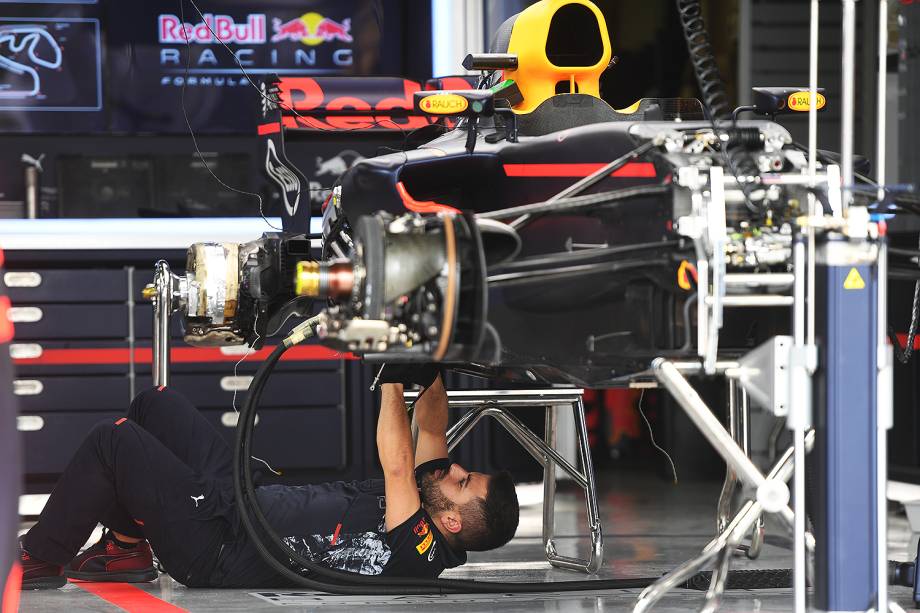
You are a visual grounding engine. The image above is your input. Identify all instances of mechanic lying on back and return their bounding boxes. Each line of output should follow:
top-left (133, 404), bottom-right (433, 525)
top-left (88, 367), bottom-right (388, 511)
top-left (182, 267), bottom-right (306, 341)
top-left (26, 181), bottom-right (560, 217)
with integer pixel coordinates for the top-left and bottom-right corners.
top-left (19, 366), bottom-right (519, 588)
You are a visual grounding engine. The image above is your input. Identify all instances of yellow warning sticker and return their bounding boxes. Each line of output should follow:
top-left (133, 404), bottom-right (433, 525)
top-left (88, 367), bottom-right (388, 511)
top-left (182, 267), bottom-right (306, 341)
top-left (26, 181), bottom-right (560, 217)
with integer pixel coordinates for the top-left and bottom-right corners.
top-left (843, 267), bottom-right (865, 290)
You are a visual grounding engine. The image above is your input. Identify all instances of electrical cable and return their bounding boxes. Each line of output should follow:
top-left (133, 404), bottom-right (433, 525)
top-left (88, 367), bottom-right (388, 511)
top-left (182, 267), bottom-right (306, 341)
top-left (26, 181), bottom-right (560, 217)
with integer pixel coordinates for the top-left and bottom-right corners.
top-left (637, 390), bottom-right (679, 485)
top-left (492, 240), bottom-right (684, 274)
top-left (177, 0), bottom-right (420, 228)
top-left (477, 185), bottom-right (671, 221)
top-left (505, 141), bottom-right (660, 229)
top-left (234, 328), bottom-right (799, 594)
top-left (228, 310), bottom-right (282, 477)
top-left (888, 233), bottom-right (920, 364)
top-left (177, 0), bottom-right (280, 231)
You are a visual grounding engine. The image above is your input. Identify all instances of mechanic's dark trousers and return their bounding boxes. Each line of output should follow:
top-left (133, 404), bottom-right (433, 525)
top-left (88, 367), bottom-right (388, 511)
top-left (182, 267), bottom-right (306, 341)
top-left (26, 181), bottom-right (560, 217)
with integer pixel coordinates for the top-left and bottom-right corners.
top-left (23, 387), bottom-right (236, 586)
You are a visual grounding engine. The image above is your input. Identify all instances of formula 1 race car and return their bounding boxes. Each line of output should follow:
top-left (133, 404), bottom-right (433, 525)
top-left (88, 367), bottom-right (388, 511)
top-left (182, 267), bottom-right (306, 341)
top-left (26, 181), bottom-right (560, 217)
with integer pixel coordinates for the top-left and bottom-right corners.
top-left (151, 0), bottom-right (892, 388)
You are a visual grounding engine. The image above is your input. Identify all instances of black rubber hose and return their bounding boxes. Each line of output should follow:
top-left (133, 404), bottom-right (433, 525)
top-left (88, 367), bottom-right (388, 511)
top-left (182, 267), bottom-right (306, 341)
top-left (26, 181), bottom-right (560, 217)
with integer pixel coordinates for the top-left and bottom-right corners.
top-left (235, 341), bottom-right (662, 593)
top-left (676, 0), bottom-right (761, 213)
top-left (676, 0), bottom-right (729, 121)
top-left (477, 185), bottom-right (671, 221)
top-left (234, 339), bottom-right (800, 594)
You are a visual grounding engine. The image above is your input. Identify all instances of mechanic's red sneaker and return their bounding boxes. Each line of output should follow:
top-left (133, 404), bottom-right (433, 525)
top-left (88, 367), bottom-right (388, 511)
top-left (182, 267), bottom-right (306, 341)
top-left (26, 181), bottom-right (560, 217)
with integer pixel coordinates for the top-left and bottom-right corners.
top-left (19, 539), bottom-right (66, 590)
top-left (65, 533), bottom-right (157, 583)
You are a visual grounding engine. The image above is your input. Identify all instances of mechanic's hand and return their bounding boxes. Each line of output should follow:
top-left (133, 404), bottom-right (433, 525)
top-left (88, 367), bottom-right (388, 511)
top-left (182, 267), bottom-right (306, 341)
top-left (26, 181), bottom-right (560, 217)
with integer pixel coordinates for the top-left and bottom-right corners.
top-left (376, 363), bottom-right (441, 389)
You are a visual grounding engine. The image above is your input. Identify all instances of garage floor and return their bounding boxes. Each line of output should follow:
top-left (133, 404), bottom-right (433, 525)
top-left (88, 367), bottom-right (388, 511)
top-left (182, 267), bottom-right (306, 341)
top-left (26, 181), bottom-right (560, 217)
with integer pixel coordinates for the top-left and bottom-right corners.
top-left (19, 470), bottom-right (919, 612)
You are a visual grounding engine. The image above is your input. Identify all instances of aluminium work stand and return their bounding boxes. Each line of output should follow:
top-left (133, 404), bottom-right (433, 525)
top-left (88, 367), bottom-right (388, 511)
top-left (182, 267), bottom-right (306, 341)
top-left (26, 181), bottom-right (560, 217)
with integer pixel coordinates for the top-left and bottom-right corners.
top-left (403, 388), bottom-right (603, 574)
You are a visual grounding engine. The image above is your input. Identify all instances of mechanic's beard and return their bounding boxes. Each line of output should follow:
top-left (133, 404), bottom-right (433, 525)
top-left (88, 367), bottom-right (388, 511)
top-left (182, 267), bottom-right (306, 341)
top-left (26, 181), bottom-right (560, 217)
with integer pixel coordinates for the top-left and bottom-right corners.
top-left (419, 473), bottom-right (453, 515)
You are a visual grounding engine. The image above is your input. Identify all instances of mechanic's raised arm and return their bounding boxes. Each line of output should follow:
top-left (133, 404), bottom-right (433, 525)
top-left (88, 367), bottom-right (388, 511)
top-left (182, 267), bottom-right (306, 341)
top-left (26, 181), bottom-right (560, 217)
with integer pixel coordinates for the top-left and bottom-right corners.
top-left (377, 382), bottom-right (421, 531)
top-left (413, 373), bottom-right (449, 467)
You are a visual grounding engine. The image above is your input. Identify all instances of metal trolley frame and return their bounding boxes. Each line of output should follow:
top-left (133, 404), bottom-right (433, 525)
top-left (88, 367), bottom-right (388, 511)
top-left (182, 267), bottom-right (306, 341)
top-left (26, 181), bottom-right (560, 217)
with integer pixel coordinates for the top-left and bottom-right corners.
top-left (404, 388), bottom-right (603, 574)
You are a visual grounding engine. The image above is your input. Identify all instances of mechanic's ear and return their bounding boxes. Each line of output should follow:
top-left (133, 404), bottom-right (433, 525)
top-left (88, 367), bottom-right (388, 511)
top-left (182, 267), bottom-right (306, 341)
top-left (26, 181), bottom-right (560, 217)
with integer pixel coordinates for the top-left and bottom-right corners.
top-left (438, 511), bottom-right (462, 535)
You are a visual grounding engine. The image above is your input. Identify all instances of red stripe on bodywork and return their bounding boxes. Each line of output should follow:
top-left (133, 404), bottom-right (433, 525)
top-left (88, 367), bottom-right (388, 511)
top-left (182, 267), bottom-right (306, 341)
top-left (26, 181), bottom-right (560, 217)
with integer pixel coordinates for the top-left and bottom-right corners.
top-left (396, 182), bottom-right (460, 215)
top-left (115, 418), bottom-right (127, 426)
top-left (502, 162), bottom-right (657, 178)
top-left (69, 580), bottom-right (188, 612)
top-left (257, 122), bottom-right (281, 136)
top-left (897, 333), bottom-right (920, 350)
top-left (13, 345), bottom-right (353, 365)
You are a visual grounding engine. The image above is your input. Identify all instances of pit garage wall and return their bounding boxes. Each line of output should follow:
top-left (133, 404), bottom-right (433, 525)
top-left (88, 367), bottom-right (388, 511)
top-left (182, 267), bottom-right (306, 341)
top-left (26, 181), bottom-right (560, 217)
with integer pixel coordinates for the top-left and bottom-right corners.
top-left (1, 232), bottom-right (364, 494)
top-left (741, 0), bottom-right (862, 155)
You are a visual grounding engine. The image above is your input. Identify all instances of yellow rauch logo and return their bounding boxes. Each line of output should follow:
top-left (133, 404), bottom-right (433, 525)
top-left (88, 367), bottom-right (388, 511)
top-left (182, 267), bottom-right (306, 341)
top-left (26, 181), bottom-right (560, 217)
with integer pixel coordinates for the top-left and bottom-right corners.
top-left (420, 94), bottom-right (469, 114)
top-left (788, 92), bottom-right (826, 112)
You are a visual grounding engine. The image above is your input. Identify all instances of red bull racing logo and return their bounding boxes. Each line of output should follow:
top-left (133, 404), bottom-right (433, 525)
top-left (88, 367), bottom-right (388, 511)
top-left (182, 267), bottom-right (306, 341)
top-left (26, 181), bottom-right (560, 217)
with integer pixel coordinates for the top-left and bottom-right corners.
top-left (272, 13), bottom-right (353, 46)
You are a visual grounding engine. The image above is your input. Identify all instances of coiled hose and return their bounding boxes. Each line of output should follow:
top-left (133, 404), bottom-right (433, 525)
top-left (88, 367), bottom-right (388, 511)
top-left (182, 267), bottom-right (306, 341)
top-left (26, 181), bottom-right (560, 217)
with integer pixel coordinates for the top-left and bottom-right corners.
top-left (233, 320), bottom-right (798, 594)
top-left (676, 0), bottom-right (762, 213)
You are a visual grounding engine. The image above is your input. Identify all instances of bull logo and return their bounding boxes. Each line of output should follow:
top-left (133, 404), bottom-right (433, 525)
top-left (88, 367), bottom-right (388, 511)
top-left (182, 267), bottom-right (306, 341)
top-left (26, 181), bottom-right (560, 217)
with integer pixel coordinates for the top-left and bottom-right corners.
top-left (315, 150), bottom-right (364, 177)
top-left (271, 13), bottom-right (352, 46)
top-left (265, 140), bottom-right (301, 217)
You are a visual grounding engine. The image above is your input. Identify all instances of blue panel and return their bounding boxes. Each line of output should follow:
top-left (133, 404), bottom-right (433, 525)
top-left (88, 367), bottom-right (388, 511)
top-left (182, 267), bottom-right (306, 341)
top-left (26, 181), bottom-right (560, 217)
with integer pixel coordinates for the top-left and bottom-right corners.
top-left (816, 262), bottom-right (879, 611)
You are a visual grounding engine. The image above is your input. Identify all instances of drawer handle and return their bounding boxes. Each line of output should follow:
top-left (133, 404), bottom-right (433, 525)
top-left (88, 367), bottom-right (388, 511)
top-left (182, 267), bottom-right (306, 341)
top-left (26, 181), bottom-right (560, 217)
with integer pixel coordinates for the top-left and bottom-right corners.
top-left (13, 380), bottom-right (43, 396)
top-left (220, 375), bottom-right (253, 392)
top-left (220, 346), bottom-right (252, 356)
top-left (7, 307), bottom-right (42, 323)
top-left (9, 343), bottom-right (42, 360)
top-left (4, 272), bottom-right (42, 288)
top-left (17, 416), bottom-right (44, 432)
top-left (221, 412), bottom-right (259, 428)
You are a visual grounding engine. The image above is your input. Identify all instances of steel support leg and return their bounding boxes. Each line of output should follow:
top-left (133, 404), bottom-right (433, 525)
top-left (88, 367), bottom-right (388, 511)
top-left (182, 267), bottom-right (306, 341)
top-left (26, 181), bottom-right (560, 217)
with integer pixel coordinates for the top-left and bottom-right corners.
top-left (542, 404), bottom-right (558, 563)
top-left (715, 378), bottom-right (739, 535)
top-left (152, 260), bottom-right (172, 387)
top-left (567, 396), bottom-right (603, 572)
top-left (440, 391), bottom-right (602, 573)
top-left (634, 431), bottom-right (813, 613)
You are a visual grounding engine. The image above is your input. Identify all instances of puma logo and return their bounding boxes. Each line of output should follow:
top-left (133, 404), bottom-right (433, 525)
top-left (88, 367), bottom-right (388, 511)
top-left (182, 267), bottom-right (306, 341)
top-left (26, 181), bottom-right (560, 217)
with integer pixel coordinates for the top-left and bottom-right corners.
top-left (427, 542), bottom-right (437, 562)
top-left (191, 495), bottom-right (204, 508)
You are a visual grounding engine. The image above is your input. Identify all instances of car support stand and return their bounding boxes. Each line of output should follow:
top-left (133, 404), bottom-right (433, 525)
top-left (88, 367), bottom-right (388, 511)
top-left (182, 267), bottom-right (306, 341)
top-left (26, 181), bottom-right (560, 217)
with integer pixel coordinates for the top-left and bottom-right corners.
top-left (403, 388), bottom-right (603, 573)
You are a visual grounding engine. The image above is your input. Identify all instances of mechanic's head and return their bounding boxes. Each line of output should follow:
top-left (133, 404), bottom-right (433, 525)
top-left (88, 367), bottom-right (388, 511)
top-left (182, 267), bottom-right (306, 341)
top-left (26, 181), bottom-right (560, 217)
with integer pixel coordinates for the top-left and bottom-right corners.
top-left (420, 463), bottom-right (519, 552)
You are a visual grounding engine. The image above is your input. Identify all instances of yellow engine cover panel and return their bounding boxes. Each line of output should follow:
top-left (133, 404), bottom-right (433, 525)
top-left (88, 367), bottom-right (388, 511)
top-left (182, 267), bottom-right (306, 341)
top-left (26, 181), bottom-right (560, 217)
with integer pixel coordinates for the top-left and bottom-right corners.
top-left (504, 0), bottom-right (612, 114)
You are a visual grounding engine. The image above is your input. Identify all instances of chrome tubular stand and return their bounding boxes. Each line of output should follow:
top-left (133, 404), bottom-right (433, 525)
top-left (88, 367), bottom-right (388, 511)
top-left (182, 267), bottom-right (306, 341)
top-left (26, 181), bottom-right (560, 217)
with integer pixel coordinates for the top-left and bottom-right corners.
top-left (404, 388), bottom-right (603, 573)
top-left (151, 260), bottom-right (173, 387)
top-left (144, 260), bottom-right (184, 388)
top-left (632, 358), bottom-right (814, 613)
top-left (715, 379), bottom-right (764, 560)
top-left (635, 431), bottom-right (814, 613)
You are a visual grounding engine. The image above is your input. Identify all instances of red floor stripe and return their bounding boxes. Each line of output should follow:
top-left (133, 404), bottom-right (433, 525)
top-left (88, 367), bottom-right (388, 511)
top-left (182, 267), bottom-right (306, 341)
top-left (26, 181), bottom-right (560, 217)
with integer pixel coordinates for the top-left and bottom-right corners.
top-left (1, 563), bottom-right (21, 613)
top-left (13, 345), bottom-right (354, 365)
top-left (70, 580), bottom-right (188, 613)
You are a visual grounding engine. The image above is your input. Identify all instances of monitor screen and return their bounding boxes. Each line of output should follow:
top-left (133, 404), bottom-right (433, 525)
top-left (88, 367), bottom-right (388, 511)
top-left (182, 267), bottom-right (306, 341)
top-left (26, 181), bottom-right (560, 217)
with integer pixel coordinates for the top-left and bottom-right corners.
top-left (0, 1), bottom-right (105, 132)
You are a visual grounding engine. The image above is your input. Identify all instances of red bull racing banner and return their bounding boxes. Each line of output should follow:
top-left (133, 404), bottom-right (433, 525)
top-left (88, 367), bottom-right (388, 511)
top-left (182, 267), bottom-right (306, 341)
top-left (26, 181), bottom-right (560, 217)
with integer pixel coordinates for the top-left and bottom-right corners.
top-left (105, 0), bottom-right (404, 133)
top-left (155, 8), bottom-right (355, 83)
